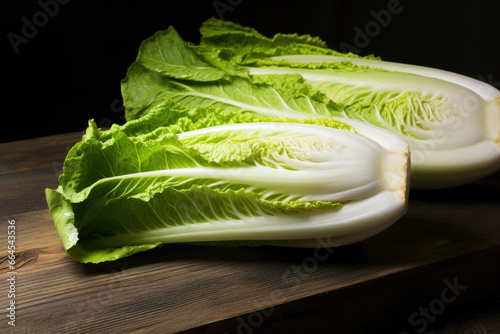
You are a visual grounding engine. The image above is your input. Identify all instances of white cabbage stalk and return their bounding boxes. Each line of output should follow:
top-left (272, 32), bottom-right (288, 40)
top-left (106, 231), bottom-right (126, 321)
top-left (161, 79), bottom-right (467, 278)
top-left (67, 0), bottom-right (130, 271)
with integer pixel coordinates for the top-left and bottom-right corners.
top-left (256, 56), bottom-right (500, 188)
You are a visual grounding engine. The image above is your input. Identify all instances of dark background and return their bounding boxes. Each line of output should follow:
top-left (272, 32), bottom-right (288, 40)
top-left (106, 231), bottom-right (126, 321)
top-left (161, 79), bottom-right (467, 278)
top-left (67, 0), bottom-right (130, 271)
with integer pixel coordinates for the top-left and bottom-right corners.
top-left (2, 0), bottom-right (499, 143)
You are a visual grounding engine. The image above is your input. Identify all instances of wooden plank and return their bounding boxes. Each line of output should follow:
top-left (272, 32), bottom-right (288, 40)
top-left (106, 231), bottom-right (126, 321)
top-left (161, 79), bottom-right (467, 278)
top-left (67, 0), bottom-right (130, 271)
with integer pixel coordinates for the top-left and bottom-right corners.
top-left (425, 297), bottom-right (500, 334)
top-left (1, 132), bottom-right (499, 333)
top-left (4, 207), bottom-right (499, 333)
top-left (0, 131), bottom-right (84, 175)
top-left (196, 246), bottom-right (500, 334)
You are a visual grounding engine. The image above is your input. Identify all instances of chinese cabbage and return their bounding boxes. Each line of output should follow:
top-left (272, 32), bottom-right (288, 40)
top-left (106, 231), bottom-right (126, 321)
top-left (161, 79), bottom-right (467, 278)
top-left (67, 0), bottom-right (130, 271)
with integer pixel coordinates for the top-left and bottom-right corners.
top-left (196, 19), bottom-right (500, 188)
top-left (46, 101), bottom-right (409, 263)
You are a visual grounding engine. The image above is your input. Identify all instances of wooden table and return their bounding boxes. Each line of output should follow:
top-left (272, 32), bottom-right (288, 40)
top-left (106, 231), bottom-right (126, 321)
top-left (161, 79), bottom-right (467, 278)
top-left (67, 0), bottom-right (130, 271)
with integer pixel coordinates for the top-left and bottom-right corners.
top-left (1, 132), bottom-right (499, 334)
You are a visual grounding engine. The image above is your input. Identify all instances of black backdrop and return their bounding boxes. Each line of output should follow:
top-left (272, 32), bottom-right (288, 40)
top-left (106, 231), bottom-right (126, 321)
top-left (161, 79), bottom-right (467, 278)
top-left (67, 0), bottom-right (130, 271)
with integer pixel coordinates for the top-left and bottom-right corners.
top-left (2, 0), bottom-right (499, 143)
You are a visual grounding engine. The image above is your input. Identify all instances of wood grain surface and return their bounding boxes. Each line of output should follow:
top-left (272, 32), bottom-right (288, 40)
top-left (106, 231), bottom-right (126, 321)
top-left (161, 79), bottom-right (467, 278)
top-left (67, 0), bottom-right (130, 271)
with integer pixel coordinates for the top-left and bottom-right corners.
top-left (1, 132), bottom-right (499, 334)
